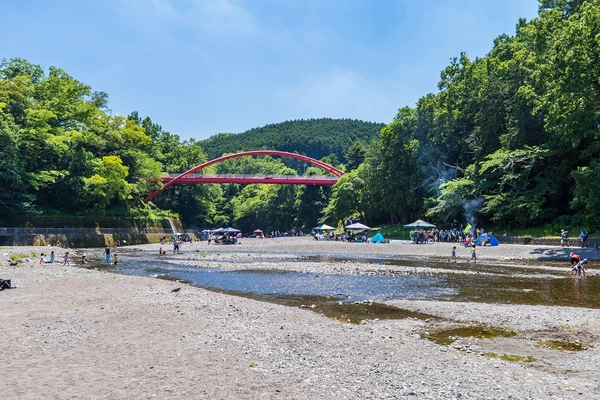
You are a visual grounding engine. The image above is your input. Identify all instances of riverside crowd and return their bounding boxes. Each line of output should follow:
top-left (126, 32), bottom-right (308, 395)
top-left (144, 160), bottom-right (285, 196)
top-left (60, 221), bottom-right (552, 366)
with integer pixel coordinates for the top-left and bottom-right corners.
top-left (409, 226), bottom-right (487, 244)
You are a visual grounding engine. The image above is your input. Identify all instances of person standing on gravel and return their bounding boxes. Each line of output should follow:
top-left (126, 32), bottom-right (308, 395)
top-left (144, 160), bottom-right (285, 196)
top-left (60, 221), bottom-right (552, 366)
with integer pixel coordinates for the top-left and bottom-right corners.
top-left (580, 230), bottom-right (589, 248)
top-left (561, 229), bottom-right (568, 247)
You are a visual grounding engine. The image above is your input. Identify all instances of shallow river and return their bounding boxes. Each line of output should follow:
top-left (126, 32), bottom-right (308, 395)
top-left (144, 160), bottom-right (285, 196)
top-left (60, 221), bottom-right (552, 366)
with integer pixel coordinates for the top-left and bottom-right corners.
top-left (86, 248), bottom-right (600, 320)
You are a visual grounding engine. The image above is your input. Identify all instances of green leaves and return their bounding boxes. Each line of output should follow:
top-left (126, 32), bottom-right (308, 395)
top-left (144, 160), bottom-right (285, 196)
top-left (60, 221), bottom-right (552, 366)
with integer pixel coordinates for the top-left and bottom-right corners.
top-left (26, 169), bottom-right (67, 190)
top-left (321, 170), bottom-right (365, 226)
top-left (83, 156), bottom-right (132, 209)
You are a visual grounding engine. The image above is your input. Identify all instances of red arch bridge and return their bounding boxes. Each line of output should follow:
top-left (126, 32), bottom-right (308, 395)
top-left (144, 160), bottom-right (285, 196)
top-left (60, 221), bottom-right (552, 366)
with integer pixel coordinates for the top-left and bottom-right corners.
top-left (144, 150), bottom-right (345, 202)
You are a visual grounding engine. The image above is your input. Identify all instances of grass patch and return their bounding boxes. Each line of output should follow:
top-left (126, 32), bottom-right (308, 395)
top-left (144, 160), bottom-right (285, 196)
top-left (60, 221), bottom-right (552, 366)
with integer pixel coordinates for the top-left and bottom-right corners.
top-left (422, 325), bottom-right (517, 346)
top-left (536, 339), bottom-right (591, 351)
top-left (376, 224), bottom-right (409, 240)
top-left (485, 353), bottom-right (536, 363)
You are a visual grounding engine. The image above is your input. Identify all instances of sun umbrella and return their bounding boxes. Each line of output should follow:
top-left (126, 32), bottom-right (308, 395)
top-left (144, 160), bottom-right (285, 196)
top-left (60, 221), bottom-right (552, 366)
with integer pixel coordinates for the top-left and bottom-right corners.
top-left (403, 219), bottom-right (436, 229)
top-left (314, 224), bottom-right (335, 231)
top-left (254, 229), bottom-right (263, 233)
top-left (345, 222), bottom-right (371, 231)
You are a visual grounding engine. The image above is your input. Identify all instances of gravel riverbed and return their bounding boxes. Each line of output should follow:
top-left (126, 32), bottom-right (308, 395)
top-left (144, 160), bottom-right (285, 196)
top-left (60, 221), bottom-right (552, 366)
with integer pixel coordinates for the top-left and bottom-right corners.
top-left (1, 238), bottom-right (599, 399)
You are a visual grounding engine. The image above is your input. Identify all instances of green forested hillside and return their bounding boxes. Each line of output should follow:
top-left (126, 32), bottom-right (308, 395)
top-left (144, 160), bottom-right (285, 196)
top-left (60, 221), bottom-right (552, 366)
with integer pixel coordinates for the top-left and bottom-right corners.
top-left (199, 118), bottom-right (385, 163)
top-left (0, 58), bottom-right (377, 230)
top-left (3, 0), bottom-right (600, 234)
top-left (324, 0), bottom-right (600, 233)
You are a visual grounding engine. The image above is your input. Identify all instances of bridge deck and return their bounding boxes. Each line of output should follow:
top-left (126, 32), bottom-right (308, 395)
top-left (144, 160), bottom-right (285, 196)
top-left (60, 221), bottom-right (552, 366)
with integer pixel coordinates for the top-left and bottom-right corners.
top-left (161, 174), bottom-right (339, 185)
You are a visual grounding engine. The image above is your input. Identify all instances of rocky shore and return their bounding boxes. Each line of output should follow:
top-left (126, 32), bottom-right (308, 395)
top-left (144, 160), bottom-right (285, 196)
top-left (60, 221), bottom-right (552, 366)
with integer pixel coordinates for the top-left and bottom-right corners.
top-left (1, 238), bottom-right (599, 399)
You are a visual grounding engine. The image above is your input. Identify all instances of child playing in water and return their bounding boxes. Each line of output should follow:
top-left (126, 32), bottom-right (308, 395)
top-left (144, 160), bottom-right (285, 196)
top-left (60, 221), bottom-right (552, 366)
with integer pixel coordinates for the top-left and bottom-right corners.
top-left (449, 246), bottom-right (457, 262)
top-left (572, 259), bottom-right (588, 277)
top-left (570, 252), bottom-right (581, 265)
top-left (467, 245), bottom-right (476, 263)
top-left (113, 254), bottom-right (118, 266)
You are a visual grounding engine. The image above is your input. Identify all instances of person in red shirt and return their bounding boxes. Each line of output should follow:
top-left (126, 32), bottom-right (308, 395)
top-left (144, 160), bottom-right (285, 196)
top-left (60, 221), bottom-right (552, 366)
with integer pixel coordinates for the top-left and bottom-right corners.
top-left (570, 252), bottom-right (581, 266)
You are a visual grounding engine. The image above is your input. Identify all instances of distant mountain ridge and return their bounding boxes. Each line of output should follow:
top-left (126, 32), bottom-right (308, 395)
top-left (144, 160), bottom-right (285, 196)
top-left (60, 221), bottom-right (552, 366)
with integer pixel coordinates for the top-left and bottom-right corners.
top-left (199, 118), bottom-right (386, 163)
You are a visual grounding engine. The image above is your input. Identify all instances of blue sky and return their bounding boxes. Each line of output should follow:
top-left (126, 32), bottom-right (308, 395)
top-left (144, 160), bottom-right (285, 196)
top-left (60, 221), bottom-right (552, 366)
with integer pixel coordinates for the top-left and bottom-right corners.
top-left (2, 0), bottom-right (539, 141)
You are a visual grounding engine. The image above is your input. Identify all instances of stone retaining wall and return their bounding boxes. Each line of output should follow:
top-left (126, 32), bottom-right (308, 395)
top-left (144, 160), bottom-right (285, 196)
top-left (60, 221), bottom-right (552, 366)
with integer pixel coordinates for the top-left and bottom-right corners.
top-left (5, 233), bottom-right (170, 248)
top-left (497, 236), bottom-right (597, 247)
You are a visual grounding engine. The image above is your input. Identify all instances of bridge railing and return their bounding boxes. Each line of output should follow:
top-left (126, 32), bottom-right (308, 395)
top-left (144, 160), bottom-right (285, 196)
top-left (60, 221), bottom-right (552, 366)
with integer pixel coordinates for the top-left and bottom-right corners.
top-left (163, 173), bottom-right (338, 180)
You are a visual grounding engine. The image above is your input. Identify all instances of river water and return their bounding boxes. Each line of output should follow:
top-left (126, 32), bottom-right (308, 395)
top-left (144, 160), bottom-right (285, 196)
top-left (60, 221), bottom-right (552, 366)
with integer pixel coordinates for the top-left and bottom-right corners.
top-left (87, 248), bottom-right (600, 315)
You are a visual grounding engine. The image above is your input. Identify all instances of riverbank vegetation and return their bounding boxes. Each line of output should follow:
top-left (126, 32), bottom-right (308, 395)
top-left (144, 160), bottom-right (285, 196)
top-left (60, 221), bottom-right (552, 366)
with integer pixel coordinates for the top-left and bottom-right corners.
top-left (2, 1), bottom-right (599, 234)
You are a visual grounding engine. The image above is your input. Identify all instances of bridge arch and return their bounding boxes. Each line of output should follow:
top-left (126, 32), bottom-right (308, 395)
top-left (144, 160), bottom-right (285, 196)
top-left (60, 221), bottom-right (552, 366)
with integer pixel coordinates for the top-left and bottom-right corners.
top-left (145, 150), bottom-right (344, 202)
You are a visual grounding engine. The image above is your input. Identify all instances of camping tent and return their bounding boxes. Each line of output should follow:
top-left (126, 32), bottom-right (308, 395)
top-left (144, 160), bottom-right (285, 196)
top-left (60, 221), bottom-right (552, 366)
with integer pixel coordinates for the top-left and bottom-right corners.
top-left (221, 227), bottom-right (241, 233)
top-left (345, 222), bottom-right (371, 231)
top-left (371, 232), bottom-right (385, 243)
top-left (314, 224), bottom-right (335, 231)
top-left (403, 219), bottom-right (436, 229)
top-left (474, 233), bottom-right (499, 246)
top-left (402, 219), bottom-right (436, 241)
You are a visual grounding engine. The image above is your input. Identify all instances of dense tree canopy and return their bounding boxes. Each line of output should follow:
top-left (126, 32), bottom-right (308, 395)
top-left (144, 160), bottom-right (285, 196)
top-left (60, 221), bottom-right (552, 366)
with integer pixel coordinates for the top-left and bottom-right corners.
top-left (3, 0), bottom-right (600, 234)
top-left (198, 118), bottom-right (385, 164)
top-left (348, 0), bottom-right (600, 232)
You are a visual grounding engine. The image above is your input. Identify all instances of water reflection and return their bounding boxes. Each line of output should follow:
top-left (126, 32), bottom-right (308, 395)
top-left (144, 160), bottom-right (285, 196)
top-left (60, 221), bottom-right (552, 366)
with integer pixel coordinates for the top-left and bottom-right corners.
top-left (86, 251), bottom-right (600, 309)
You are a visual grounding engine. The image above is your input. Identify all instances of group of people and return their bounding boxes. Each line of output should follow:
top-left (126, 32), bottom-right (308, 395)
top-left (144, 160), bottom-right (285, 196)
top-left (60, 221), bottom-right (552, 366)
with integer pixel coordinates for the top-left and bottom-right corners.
top-left (312, 230), bottom-right (335, 240)
top-left (208, 234), bottom-right (236, 245)
top-left (39, 251), bottom-right (70, 265)
top-left (410, 227), bottom-right (487, 244)
top-left (311, 231), bottom-right (369, 242)
top-left (104, 245), bottom-right (118, 265)
top-left (448, 245), bottom-right (478, 263)
top-left (561, 229), bottom-right (593, 248)
top-left (569, 252), bottom-right (588, 277)
top-left (449, 246), bottom-right (590, 275)
top-left (342, 232), bottom-right (369, 243)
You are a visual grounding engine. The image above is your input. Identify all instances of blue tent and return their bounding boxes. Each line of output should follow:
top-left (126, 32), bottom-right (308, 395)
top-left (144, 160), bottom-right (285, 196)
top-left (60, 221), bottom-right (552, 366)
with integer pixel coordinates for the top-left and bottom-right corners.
top-left (371, 232), bottom-right (385, 244)
top-left (475, 233), bottom-right (499, 246)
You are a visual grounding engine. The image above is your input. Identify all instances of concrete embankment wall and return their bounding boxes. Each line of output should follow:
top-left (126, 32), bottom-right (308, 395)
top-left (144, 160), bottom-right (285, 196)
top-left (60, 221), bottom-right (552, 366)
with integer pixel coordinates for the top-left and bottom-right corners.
top-left (4, 233), bottom-right (168, 248)
top-left (499, 236), bottom-right (598, 247)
